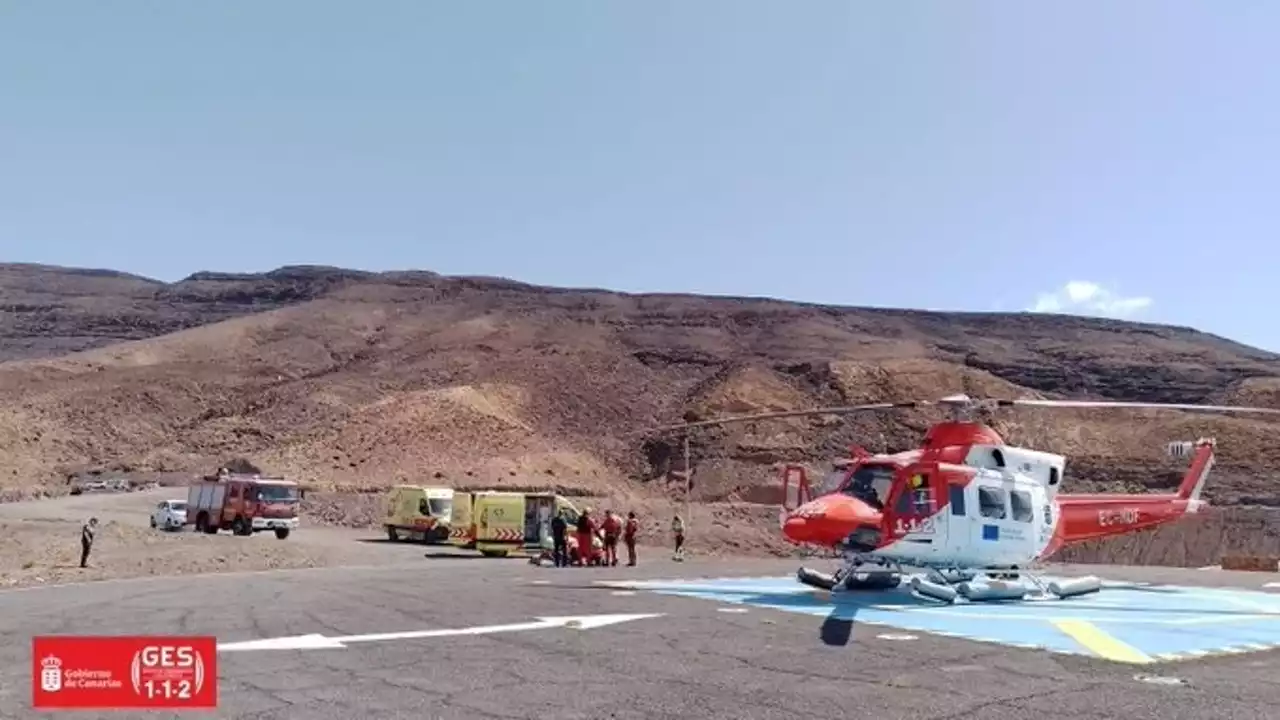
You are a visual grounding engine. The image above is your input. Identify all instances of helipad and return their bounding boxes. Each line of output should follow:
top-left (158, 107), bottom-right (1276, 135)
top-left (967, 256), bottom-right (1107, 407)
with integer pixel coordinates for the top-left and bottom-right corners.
top-left (607, 574), bottom-right (1280, 664)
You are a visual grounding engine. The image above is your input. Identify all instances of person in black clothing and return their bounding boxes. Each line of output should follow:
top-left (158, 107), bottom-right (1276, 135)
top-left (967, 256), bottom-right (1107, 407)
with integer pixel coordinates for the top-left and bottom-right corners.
top-left (550, 512), bottom-right (568, 568)
top-left (80, 517), bottom-right (98, 569)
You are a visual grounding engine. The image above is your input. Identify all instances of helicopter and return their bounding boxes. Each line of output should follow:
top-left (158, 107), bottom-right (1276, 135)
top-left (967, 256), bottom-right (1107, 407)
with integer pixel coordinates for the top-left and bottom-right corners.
top-left (650, 393), bottom-right (1280, 604)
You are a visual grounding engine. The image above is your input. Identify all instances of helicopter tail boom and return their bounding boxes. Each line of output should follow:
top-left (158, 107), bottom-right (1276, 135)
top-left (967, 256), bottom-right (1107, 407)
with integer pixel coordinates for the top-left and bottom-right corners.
top-left (1047, 437), bottom-right (1218, 551)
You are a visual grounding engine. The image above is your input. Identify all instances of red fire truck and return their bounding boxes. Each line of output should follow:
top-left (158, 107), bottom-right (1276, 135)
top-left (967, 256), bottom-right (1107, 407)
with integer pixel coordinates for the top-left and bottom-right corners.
top-left (186, 470), bottom-right (301, 539)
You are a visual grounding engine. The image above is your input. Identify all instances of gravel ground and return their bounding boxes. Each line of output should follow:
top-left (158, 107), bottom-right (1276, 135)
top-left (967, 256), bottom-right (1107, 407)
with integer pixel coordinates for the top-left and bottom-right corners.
top-left (0, 488), bottom-right (450, 589)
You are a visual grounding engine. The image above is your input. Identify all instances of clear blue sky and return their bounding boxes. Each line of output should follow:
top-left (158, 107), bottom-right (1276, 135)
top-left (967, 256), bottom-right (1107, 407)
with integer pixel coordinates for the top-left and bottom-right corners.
top-left (2, 2), bottom-right (1277, 350)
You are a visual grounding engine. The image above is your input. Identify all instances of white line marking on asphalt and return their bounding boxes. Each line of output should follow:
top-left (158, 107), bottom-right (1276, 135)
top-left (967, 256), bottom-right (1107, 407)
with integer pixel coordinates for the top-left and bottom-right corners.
top-left (218, 613), bottom-right (663, 652)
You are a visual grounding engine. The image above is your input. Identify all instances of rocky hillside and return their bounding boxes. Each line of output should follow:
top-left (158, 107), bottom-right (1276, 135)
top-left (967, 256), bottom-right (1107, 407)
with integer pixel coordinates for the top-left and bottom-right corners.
top-left (3, 262), bottom-right (1280, 562)
top-left (0, 263), bottom-right (375, 362)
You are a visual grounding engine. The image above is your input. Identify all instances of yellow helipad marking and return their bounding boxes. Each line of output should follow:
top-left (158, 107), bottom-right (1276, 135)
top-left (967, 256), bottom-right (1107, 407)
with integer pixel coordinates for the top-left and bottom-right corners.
top-left (1052, 619), bottom-right (1154, 664)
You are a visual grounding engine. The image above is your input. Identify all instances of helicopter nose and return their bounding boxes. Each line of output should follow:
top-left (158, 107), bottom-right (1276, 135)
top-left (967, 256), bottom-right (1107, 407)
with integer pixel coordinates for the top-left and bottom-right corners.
top-left (782, 496), bottom-right (884, 547)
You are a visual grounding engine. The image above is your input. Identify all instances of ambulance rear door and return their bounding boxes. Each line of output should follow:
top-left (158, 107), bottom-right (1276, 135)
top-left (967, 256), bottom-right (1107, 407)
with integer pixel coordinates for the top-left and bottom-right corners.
top-left (449, 491), bottom-right (474, 547)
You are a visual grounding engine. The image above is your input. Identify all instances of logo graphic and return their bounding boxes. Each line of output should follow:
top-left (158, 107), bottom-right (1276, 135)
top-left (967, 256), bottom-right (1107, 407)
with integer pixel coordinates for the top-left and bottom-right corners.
top-left (40, 656), bottom-right (62, 693)
top-left (129, 644), bottom-right (207, 701)
top-left (31, 636), bottom-right (217, 710)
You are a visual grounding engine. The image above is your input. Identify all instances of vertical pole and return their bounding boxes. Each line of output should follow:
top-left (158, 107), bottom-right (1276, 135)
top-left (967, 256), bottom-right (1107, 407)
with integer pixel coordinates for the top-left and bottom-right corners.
top-left (683, 434), bottom-right (692, 546)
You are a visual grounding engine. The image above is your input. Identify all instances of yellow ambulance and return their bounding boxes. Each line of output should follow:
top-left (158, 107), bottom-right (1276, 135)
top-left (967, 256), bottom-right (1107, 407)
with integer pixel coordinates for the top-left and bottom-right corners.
top-left (471, 491), bottom-right (580, 558)
top-left (382, 485), bottom-right (454, 543)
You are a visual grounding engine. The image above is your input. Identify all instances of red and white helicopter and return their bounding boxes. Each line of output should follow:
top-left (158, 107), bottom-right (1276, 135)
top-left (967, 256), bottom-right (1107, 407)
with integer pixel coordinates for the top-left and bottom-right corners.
top-left (654, 394), bottom-right (1280, 604)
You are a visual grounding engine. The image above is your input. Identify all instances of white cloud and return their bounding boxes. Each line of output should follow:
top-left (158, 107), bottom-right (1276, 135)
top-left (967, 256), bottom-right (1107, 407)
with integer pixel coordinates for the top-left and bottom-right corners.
top-left (1029, 281), bottom-right (1153, 318)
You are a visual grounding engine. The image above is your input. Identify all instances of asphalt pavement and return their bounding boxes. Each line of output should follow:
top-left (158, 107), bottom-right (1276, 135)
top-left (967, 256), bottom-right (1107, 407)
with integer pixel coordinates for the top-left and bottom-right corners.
top-left (3, 555), bottom-right (1280, 720)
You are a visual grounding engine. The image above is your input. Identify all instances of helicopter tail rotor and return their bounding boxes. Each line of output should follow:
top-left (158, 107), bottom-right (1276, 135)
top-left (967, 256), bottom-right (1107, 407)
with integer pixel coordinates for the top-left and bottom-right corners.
top-left (1166, 438), bottom-right (1216, 459)
top-left (1164, 437), bottom-right (1217, 507)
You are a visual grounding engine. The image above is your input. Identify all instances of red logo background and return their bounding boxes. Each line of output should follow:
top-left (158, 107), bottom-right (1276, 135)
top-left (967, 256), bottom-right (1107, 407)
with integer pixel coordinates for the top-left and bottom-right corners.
top-left (31, 636), bottom-right (218, 710)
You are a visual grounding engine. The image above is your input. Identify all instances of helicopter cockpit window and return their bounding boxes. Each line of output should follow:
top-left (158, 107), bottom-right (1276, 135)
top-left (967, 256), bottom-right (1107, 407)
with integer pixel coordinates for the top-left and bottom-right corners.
top-left (843, 465), bottom-right (895, 510)
top-left (818, 469), bottom-right (847, 496)
top-left (978, 487), bottom-right (1007, 520)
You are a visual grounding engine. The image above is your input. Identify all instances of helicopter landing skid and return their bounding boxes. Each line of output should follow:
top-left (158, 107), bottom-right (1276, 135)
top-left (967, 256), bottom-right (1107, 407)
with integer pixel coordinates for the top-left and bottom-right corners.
top-left (909, 567), bottom-right (1105, 604)
top-left (795, 559), bottom-right (1104, 604)
top-left (796, 555), bottom-right (903, 592)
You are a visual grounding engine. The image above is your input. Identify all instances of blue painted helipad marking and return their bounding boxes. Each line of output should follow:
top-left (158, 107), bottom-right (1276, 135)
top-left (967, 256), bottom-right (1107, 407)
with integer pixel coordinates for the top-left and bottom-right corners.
top-left (610, 575), bottom-right (1280, 663)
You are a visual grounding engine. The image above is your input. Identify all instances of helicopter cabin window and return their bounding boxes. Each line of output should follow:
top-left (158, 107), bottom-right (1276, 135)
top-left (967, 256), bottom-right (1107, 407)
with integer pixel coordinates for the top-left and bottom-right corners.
top-left (894, 473), bottom-right (934, 515)
top-left (949, 484), bottom-right (966, 516)
top-left (991, 449), bottom-right (1006, 468)
top-left (843, 465), bottom-right (896, 510)
top-left (1009, 490), bottom-right (1034, 523)
top-left (1048, 467), bottom-right (1060, 487)
top-left (978, 487), bottom-right (1007, 520)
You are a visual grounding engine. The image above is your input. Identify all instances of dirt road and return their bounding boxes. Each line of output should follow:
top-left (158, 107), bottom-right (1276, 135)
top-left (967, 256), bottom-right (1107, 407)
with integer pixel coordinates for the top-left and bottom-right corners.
top-left (0, 488), bottom-right (452, 589)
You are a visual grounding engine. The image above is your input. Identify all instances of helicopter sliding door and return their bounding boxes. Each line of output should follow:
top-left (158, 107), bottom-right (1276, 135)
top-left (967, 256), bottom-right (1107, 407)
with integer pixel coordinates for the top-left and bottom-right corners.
top-left (943, 482), bottom-right (975, 563)
top-left (968, 481), bottom-right (1041, 565)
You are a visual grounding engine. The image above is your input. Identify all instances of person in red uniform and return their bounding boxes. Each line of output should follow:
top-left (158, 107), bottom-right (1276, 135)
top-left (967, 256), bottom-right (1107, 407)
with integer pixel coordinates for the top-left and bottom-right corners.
top-left (623, 511), bottom-right (639, 566)
top-left (575, 509), bottom-right (596, 567)
top-left (601, 510), bottom-right (622, 566)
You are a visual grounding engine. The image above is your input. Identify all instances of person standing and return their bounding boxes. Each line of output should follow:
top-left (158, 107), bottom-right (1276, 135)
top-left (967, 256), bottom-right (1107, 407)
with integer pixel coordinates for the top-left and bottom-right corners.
top-left (601, 510), bottom-right (621, 567)
top-left (550, 512), bottom-right (568, 568)
top-left (80, 517), bottom-right (98, 569)
top-left (671, 514), bottom-right (686, 561)
top-left (575, 510), bottom-right (596, 567)
top-left (623, 511), bottom-right (639, 567)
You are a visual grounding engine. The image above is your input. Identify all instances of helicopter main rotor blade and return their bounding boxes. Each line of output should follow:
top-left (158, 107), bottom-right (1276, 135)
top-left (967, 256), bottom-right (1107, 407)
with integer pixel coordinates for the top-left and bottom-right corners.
top-left (998, 398), bottom-right (1280, 416)
top-left (648, 401), bottom-right (931, 434)
top-left (645, 394), bottom-right (1280, 437)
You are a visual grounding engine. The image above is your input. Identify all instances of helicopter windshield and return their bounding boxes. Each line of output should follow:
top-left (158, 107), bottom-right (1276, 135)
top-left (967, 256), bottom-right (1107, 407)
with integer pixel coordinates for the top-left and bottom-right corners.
top-left (842, 464), bottom-right (895, 510)
top-left (817, 469), bottom-right (848, 495)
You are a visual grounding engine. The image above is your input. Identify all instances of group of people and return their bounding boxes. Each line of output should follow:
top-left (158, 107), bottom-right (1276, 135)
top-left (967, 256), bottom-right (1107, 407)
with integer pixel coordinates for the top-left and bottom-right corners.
top-left (80, 504), bottom-right (691, 572)
top-left (543, 509), bottom-right (687, 568)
